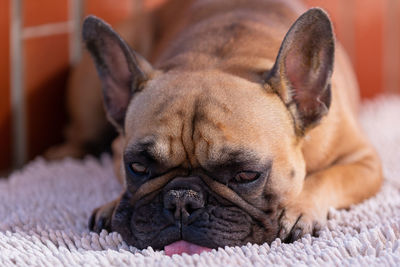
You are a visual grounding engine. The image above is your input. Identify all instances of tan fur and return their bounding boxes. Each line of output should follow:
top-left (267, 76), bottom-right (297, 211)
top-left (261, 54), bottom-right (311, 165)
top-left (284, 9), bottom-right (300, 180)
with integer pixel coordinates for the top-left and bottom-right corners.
top-left (50, 0), bottom-right (382, 241)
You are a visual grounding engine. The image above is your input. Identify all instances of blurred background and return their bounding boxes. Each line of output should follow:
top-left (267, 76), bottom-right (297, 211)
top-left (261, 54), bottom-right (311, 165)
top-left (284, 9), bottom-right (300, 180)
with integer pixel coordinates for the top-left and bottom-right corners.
top-left (0, 0), bottom-right (399, 174)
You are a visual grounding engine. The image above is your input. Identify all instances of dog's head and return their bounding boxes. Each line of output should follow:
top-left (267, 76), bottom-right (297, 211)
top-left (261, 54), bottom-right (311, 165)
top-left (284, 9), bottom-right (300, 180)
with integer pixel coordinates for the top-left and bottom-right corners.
top-left (83, 8), bottom-right (334, 250)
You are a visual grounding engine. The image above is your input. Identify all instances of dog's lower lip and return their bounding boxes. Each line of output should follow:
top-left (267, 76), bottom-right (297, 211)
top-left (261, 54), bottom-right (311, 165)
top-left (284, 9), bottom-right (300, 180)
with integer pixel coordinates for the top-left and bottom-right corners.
top-left (164, 240), bottom-right (212, 256)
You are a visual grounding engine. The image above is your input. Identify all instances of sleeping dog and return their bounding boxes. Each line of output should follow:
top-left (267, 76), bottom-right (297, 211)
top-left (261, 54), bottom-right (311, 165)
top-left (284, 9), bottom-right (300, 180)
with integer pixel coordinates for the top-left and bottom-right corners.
top-left (47, 0), bottom-right (382, 255)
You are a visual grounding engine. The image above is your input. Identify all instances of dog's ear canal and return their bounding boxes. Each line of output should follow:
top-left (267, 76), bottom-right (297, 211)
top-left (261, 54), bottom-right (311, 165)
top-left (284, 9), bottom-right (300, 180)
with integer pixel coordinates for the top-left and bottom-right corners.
top-left (265, 8), bottom-right (334, 135)
top-left (82, 15), bottom-right (153, 130)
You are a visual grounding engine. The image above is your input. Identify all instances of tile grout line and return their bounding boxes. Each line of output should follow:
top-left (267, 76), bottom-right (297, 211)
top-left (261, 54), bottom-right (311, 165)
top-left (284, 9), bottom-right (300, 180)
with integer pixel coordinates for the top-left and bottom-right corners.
top-left (22, 21), bottom-right (74, 40)
top-left (10, 0), bottom-right (26, 169)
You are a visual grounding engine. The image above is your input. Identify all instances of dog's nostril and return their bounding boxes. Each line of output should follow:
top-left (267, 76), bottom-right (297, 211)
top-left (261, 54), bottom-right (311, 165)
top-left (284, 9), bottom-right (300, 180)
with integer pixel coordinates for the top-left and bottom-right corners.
top-left (185, 202), bottom-right (196, 214)
top-left (163, 189), bottom-right (204, 221)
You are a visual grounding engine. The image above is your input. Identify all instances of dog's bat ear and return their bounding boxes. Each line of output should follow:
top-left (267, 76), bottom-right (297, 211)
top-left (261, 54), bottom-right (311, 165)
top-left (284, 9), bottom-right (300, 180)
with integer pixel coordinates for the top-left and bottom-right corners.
top-left (82, 15), bottom-right (153, 130)
top-left (266, 8), bottom-right (334, 135)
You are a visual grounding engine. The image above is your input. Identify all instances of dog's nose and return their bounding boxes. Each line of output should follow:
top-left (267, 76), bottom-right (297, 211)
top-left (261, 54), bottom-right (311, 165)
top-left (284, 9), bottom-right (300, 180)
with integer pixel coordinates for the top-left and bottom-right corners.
top-left (163, 189), bottom-right (204, 222)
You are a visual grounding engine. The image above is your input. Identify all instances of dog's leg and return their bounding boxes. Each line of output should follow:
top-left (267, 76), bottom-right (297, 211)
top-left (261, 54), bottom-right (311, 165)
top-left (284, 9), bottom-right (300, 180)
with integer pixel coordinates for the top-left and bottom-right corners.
top-left (278, 141), bottom-right (383, 242)
top-left (88, 135), bottom-right (126, 233)
top-left (89, 196), bottom-right (121, 233)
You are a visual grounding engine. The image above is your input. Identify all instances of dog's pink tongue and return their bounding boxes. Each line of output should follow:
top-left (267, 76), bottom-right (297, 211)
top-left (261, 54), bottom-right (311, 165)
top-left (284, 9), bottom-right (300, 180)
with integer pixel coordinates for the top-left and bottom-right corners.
top-left (164, 240), bottom-right (212, 256)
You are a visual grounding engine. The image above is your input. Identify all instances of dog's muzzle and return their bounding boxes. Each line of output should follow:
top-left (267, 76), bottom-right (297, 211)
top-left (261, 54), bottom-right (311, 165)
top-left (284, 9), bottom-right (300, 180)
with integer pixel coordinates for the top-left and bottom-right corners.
top-left (111, 174), bottom-right (279, 251)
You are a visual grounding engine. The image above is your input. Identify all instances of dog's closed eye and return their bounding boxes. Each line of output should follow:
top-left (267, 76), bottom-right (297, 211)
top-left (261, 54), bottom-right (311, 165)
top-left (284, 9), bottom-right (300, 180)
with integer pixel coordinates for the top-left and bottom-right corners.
top-left (129, 162), bottom-right (149, 176)
top-left (233, 171), bottom-right (260, 183)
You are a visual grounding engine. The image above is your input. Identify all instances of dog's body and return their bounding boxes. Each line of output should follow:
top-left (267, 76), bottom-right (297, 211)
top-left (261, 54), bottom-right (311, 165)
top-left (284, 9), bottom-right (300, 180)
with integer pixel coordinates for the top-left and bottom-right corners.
top-left (47, 0), bottom-right (382, 253)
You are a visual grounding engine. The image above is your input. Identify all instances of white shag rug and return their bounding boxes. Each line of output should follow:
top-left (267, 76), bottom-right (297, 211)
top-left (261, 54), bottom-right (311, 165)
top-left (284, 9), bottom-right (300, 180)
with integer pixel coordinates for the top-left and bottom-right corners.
top-left (1, 96), bottom-right (400, 266)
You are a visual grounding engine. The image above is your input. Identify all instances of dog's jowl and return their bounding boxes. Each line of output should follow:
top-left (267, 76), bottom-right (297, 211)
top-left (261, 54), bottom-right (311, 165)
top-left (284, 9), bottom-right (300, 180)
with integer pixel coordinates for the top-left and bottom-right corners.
top-left (78, 0), bottom-right (382, 255)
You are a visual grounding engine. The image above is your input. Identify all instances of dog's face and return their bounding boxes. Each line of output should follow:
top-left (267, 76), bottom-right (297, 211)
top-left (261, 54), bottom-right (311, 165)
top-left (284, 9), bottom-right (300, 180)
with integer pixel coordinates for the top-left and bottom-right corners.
top-left (83, 8), bottom-right (334, 250)
top-left (114, 71), bottom-right (304, 249)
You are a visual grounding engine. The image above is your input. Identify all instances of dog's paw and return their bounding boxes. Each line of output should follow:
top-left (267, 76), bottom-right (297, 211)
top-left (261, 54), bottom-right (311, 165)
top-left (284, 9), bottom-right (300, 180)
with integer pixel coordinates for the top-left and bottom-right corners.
top-left (277, 198), bottom-right (326, 242)
top-left (88, 200), bottom-right (118, 233)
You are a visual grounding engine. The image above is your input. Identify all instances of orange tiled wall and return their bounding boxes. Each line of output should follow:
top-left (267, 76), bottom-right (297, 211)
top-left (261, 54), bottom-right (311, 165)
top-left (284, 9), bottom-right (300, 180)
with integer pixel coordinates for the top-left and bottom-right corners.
top-left (1, 0), bottom-right (138, 173)
top-left (0, 0), bottom-right (11, 171)
top-left (24, 0), bottom-right (70, 162)
top-left (306, 0), bottom-right (400, 98)
top-left (1, 0), bottom-right (399, 172)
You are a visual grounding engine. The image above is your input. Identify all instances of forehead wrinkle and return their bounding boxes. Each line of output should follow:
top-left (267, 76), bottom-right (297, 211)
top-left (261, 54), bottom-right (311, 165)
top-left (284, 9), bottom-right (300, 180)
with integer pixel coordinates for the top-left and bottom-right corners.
top-left (201, 96), bottom-right (232, 114)
top-left (192, 96), bottom-right (233, 135)
top-left (153, 97), bottom-right (176, 117)
top-left (191, 95), bottom-right (240, 168)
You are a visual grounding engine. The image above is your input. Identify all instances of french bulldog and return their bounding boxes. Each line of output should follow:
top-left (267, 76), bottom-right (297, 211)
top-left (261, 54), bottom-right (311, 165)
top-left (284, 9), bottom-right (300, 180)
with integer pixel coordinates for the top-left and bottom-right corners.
top-left (51, 0), bottom-right (383, 255)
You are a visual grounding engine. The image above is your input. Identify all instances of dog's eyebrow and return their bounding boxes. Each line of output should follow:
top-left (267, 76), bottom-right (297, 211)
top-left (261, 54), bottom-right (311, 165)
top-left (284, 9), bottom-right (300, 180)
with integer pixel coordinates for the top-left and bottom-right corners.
top-left (209, 147), bottom-right (261, 169)
top-left (124, 139), bottom-right (158, 163)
